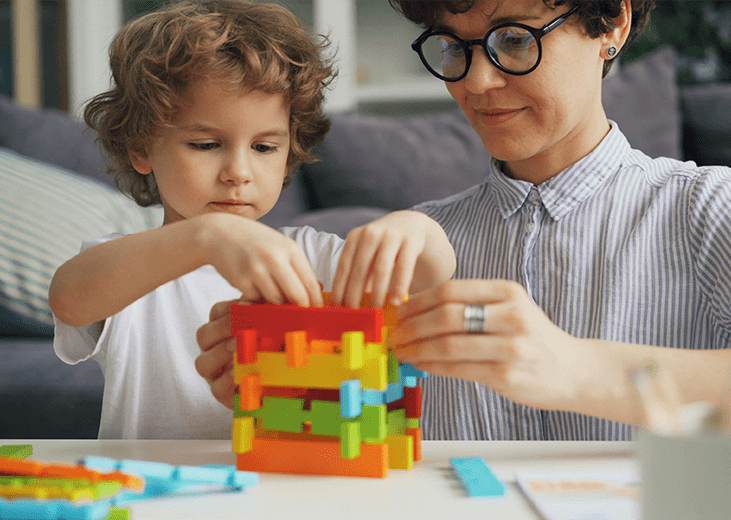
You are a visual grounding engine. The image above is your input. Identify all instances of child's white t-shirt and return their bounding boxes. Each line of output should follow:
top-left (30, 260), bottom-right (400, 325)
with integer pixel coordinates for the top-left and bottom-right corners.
top-left (53, 226), bottom-right (344, 439)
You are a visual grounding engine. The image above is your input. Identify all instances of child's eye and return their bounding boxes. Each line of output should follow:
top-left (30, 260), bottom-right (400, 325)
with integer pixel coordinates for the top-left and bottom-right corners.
top-left (190, 142), bottom-right (219, 151)
top-left (253, 143), bottom-right (277, 153)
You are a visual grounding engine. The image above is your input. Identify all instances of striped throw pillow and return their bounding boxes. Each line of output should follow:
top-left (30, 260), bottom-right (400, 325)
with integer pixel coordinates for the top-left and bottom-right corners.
top-left (0, 148), bottom-right (162, 335)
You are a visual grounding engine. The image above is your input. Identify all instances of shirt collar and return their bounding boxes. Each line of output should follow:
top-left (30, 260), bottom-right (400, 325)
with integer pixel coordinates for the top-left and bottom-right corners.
top-left (487, 122), bottom-right (631, 221)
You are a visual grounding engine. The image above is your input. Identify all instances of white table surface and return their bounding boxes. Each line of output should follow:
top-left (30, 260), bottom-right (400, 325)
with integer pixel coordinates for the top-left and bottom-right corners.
top-left (3, 439), bottom-right (638, 519)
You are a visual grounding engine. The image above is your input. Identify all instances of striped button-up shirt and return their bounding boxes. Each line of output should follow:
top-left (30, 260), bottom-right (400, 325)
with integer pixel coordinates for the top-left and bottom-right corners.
top-left (413, 123), bottom-right (731, 440)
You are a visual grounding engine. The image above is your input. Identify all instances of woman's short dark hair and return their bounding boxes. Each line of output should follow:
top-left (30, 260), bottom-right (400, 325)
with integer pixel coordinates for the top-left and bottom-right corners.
top-left (389, 0), bottom-right (656, 77)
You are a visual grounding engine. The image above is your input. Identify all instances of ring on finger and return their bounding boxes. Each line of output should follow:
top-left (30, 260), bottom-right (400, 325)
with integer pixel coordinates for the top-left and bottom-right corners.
top-left (464, 304), bottom-right (488, 333)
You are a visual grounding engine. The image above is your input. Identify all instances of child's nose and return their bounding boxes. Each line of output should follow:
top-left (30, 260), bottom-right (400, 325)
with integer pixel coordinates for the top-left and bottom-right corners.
top-left (219, 152), bottom-right (253, 185)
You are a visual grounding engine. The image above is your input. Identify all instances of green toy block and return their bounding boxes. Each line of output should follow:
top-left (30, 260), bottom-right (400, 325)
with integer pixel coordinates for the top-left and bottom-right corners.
top-left (340, 422), bottom-right (362, 459)
top-left (258, 396), bottom-right (307, 433)
top-left (362, 404), bottom-right (387, 443)
top-left (105, 507), bottom-right (131, 520)
top-left (0, 444), bottom-right (33, 459)
top-left (387, 409), bottom-right (407, 436)
top-left (406, 417), bottom-right (421, 429)
top-left (310, 400), bottom-right (346, 436)
top-left (387, 351), bottom-right (400, 384)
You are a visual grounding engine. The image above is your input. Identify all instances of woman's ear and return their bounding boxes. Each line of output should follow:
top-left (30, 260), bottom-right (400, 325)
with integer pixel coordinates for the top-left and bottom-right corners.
top-left (601, 0), bottom-right (632, 58)
top-left (129, 148), bottom-right (153, 175)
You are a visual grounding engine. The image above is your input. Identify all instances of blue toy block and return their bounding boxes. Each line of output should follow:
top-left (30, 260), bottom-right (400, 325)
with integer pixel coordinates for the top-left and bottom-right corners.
top-left (81, 456), bottom-right (257, 506)
top-left (451, 457), bottom-right (506, 498)
top-left (400, 363), bottom-right (428, 387)
top-left (340, 379), bottom-right (362, 418)
top-left (0, 495), bottom-right (112, 520)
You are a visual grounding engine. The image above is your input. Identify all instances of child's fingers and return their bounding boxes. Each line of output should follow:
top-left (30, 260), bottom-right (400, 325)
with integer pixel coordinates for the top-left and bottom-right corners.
top-left (386, 240), bottom-right (419, 307)
top-left (331, 233), bottom-right (361, 306)
top-left (366, 236), bottom-right (401, 309)
top-left (343, 230), bottom-right (382, 308)
top-left (290, 253), bottom-right (324, 307)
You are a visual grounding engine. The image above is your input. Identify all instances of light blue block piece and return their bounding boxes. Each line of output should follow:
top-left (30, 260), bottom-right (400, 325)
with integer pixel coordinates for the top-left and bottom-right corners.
top-left (340, 379), bottom-right (362, 418)
top-left (400, 363), bottom-right (428, 387)
top-left (383, 380), bottom-right (404, 403)
top-left (0, 496), bottom-right (112, 520)
top-left (451, 457), bottom-right (506, 497)
top-left (362, 388), bottom-right (385, 405)
top-left (80, 456), bottom-right (258, 506)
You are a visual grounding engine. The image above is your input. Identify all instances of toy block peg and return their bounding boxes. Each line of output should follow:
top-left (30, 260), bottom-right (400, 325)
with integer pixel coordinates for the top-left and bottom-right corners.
top-left (238, 374), bottom-right (262, 411)
top-left (340, 380), bottom-right (362, 418)
top-left (407, 427), bottom-right (422, 461)
top-left (451, 457), bottom-right (506, 497)
top-left (342, 331), bottom-right (365, 370)
top-left (236, 329), bottom-right (258, 364)
top-left (404, 385), bottom-right (422, 419)
top-left (340, 422), bottom-right (362, 459)
top-left (385, 435), bottom-right (413, 470)
top-left (285, 331), bottom-right (308, 367)
top-left (233, 417), bottom-right (255, 454)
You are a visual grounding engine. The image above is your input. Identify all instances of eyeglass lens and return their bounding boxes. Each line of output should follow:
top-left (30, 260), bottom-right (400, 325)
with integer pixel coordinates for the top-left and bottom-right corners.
top-left (419, 25), bottom-right (539, 79)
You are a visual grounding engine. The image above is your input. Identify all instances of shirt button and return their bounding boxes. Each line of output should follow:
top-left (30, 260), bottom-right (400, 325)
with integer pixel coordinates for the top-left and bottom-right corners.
top-left (525, 223), bottom-right (534, 233)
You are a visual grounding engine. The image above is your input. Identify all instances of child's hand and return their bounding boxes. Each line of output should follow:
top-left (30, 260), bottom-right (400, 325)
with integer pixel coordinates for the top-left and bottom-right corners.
top-left (331, 210), bottom-right (455, 309)
top-left (200, 214), bottom-right (324, 307)
top-left (195, 299), bottom-right (240, 410)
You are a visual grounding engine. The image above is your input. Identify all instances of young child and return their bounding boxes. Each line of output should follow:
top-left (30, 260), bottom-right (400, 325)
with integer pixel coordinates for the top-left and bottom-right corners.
top-left (50, 0), bottom-right (455, 440)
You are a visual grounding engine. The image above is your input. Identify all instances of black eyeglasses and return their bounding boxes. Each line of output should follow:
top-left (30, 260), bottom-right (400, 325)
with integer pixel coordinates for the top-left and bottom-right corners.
top-left (411, 5), bottom-right (580, 81)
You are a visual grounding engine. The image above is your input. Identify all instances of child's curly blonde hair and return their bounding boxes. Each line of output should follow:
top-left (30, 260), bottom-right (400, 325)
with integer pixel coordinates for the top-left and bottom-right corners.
top-left (85, 0), bottom-right (335, 207)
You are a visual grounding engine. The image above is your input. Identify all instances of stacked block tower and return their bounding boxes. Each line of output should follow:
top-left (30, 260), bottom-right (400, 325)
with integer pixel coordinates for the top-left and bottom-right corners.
top-left (230, 295), bottom-right (426, 478)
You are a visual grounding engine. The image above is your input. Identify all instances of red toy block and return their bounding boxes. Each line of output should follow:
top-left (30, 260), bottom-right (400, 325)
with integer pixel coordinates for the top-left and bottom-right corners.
top-left (236, 437), bottom-right (388, 478)
top-left (235, 329), bottom-right (258, 364)
top-left (231, 303), bottom-right (383, 346)
top-left (404, 386), bottom-right (422, 419)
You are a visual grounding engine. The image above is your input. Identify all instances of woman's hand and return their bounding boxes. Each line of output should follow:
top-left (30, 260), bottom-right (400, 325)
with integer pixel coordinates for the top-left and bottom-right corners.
top-left (195, 299), bottom-right (240, 410)
top-left (390, 279), bottom-right (609, 413)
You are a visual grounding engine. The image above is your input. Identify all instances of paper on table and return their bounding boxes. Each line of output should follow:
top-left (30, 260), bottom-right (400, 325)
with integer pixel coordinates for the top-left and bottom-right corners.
top-left (514, 470), bottom-right (639, 520)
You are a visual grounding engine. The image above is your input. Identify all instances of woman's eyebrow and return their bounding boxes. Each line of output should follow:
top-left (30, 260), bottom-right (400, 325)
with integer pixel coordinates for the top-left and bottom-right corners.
top-left (433, 14), bottom-right (542, 34)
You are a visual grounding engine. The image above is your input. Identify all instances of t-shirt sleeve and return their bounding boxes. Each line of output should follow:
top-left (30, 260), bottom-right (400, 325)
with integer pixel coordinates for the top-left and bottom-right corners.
top-left (687, 166), bottom-right (731, 336)
top-left (52, 233), bottom-right (124, 364)
top-left (278, 225), bottom-right (345, 292)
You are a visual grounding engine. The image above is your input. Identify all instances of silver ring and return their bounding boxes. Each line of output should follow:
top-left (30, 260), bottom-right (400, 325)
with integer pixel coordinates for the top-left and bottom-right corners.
top-left (464, 304), bottom-right (487, 333)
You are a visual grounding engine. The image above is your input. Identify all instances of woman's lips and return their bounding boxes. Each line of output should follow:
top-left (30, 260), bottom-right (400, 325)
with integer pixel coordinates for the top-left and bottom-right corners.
top-left (475, 107), bottom-right (524, 126)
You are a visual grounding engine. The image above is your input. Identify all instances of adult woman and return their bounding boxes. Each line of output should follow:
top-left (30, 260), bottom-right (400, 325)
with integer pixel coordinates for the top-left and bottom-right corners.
top-left (388, 0), bottom-right (731, 439)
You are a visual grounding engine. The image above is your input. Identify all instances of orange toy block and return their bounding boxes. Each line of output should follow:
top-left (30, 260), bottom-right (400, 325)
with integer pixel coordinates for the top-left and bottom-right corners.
top-left (285, 331), bottom-right (308, 367)
top-left (238, 374), bottom-right (262, 411)
top-left (0, 456), bottom-right (144, 491)
top-left (236, 437), bottom-right (388, 478)
top-left (236, 329), bottom-right (258, 364)
top-left (407, 427), bottom-right (422, 461)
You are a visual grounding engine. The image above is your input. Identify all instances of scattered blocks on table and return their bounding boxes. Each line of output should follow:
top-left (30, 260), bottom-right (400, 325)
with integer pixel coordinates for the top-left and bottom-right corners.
top-left (230, 295), bottom-right (427, 477)
top-left (0, 445), bottom-right (33, 459)
top-left (451, 457), bottom-right (506, 497)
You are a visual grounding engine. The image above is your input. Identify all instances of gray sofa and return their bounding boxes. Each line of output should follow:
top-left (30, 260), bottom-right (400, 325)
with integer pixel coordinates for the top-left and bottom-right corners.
top-left (2, 47), bottom-right (730, 438)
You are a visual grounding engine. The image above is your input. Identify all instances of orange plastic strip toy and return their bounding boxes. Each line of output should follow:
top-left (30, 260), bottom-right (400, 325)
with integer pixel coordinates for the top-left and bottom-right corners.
top-left (0, 456), bottom-right (144, 491)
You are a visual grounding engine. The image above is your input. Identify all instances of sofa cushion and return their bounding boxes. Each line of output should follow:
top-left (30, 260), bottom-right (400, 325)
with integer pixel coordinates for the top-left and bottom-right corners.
top-left (681, 83), bottom-right (731, 167)
top-left (0, 148), bottom-right (161, 336)
top-left (302, 109), bottom-right (493, 211)
top-left (0, 94), bottom-right (113, 187)
top-left (603, 46), bottom-right (681, 160)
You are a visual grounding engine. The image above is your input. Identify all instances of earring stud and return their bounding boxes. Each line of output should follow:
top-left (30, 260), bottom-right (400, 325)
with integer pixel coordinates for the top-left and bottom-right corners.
top-left (606, 46), bottom-right (617, 58)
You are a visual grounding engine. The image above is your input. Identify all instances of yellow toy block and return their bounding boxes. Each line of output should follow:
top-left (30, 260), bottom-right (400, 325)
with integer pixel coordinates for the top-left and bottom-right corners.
top-left (342, 331), bottom-right (365, 370)
top-left (385, 435), bottom-right (414, 470)
top-left (235, 346), bottom-right (387, 391)
top-left (233, 417), bottom-right (255, 454)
